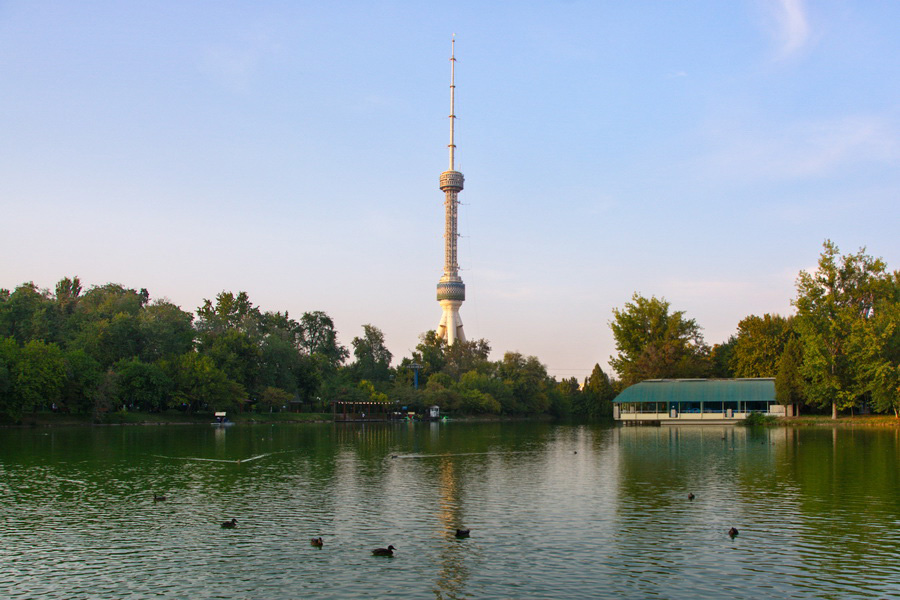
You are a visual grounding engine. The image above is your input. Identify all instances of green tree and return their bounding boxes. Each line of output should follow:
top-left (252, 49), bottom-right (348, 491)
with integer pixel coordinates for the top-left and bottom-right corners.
top-left (259, 386), bottom-right (293, 413)
top-left (793, 241), bottom-right (891, 418)
top-left (709, 336), bottom-right (737, 378)
top-left (76, 283), bottom-right (148, 320)
top-left (775, 337), bottom-right (805, 412)
top-left (139, 300), bottom-right (194, 362)
top-left (350, 324), bottom-right (392, 383)
top-left (60, 349), bottom-right (102, 414)
top-left (115, 358), bottom-right (173, 412)
top-left (73, 312), bottom-right (143, 368)
top-left (846, 272), bottom-right (900, 417)
top-left (166, 352), bottom-right (244, 414)
top-left (52, 276), bottom-right (83, 343)
top-left (298, 311), bottom-right (348, 372)
top-left (196, 291), bottom-right (260, 337)
top-left (579, 364), bottom-right (616, 419)
top-left (496, 352), bottom-right (551, 414)
top-left (202, 328), bottom-right (260, 396)
top-left (409, 330), bottom-right (447, 386)
top-left (0, 337), bottom-right (21, 419)
top-left (609, 293), bottom-right (709, 385)
top-left (731, 314), bottom-right (795, 378)
top-left (457, 370), bottom-right (505, 414)
top-left (442, 338), bottom-right (492, 379)
top-left (92, 369), bottom-right (119, 420)
top-left (16, 340), bottom-right (67, 415)
top-left (0, 283), bottom-right (55, 344)
top-left (556, 376), bottom-right (581, 417)
top-left (68, 284), bottom-right (149, 367)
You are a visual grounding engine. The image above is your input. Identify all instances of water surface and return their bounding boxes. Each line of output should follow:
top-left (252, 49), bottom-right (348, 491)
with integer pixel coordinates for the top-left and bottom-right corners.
top-left (0, 422), bottom-right (898, 599)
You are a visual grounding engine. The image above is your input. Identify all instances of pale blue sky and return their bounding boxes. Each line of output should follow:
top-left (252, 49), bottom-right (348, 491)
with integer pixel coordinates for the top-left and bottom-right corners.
top-left (2, 1), bottom-right (898, 381)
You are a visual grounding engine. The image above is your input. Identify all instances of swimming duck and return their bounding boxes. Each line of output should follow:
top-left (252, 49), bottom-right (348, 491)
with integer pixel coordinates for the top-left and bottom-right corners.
top-left (372, 545), bottom-right (395, 556)
top-left (687, 493), bottom-right (695, 501)
top-left (728, 527), bottom-right (739, 538)
top-left (221, 518), bottom-right (238, 529)
top-left (310, 537), bottom-right (324, 547)
top-left (455, 529), bottom-right (470, 538)
top-left (153, 494), bottom-right (167, 502)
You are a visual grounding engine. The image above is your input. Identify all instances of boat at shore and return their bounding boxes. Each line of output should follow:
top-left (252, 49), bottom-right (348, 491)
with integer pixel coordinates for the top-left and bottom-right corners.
top-left (212, 411), bottom-right (234, 426)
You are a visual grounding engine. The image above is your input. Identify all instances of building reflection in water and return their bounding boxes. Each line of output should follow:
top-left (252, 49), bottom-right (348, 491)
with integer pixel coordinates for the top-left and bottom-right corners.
top-left (432, 456), bottom-right (471, 599)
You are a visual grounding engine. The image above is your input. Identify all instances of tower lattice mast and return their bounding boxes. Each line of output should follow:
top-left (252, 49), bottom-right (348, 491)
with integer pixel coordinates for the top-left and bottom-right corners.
top-left (436, 36), bottom-right (466, 345)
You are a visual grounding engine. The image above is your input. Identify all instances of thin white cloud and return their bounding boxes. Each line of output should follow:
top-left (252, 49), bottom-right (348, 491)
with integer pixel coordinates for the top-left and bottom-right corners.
top-left (761, 0), bottom-right (811, 59)
top-left (699, 114), bottom-right (899, 183)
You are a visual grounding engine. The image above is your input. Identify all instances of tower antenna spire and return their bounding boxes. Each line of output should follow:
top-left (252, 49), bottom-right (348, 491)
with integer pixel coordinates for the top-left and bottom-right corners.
top-left (449, 34), bottom-right (457, 171)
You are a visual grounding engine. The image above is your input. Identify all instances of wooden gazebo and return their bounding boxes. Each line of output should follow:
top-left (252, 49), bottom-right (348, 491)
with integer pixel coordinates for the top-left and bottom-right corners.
top-left (332, 399), bottom-right (398, 422)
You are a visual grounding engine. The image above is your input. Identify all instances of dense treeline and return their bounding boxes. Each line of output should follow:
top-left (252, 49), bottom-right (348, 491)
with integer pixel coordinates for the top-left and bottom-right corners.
top-left (3, 240), bottom-right (895, 422)
top-left (0, 281), bottom-right (615, 422)
top-left (608, 241), bottom-right (900, 418)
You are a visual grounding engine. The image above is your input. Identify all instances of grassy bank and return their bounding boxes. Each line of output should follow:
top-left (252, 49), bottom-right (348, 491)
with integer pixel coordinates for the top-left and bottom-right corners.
top-left (779, 414), bottom-right (900, 427)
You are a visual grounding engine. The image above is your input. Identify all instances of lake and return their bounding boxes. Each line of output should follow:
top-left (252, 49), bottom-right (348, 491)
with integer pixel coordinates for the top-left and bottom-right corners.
top-left (0, 421), bottom-right (898, 599)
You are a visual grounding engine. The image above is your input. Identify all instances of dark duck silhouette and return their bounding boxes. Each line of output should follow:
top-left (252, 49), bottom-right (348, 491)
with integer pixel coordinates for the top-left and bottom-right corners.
top-left (455, 529), bottom-right (470, 538)
top-left (372, 545), bottom-right (396, 556)
top-left (310, 537), bottom-right (324, 547)
top-left (728, 527), bottom-right (739, 538)
top-left (687, 493), bottom-right (695, 501)
top-left (153, 494), bottom-right (167, 502)
top-left (221, 518), bottom-right (238, 529)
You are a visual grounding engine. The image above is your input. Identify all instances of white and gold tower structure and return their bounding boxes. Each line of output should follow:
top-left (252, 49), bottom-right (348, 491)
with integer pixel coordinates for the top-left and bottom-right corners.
top-left (436, 37), bottom-right (466, 345)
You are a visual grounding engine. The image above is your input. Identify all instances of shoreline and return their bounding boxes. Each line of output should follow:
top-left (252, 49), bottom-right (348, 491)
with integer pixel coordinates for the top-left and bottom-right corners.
top-left (777, 415), bottom-right (900, 427)
top-left (2, 412), bottom-right (898, 428)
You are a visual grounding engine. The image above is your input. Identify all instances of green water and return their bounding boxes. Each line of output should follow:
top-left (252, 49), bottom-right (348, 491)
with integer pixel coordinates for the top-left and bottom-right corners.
top-left (0, 422), bottom-right (898, 599)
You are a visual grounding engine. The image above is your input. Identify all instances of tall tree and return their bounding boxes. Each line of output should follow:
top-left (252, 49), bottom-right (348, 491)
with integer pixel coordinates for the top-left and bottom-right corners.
top-left (731, 314), bottom-right (795, 378)
top-left (0, 337), bottom-right (20, 419)
top-left (609, 293), bottom-right (709, 385)
top-left (793, 240), bottom-right (891, 418)
top-left (298, 311), bottom-right (348, 371)
top-left (350, 324), bottom-right (392, 383)
top-left (496, 352), bottom-right (551, 414)
top-left (139, 300), bottom-right (195, 362)
top-left (775, 337), bottom-right (805, 412)
top-left (0, 283), bottom-right (55, 344)
top-left (115, 358), bottom-right (173, 412)
top-left (709, 336), bottom-right (737, 378)
top-left (15, 340), bottom-right (67, 415)
top-left (846, 272), bottom-right (900, 417)
top-left (166, 352), bottom-right (244, 414)
top-left (580, 364), bottom-right (616, 419)
top-left (412, 330), bottom-right (448, 384)
top-left (195, 291), bottom-right (261, 344)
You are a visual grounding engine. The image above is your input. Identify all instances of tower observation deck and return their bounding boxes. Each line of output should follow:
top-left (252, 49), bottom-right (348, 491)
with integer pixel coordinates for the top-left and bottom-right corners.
top-left (436, 37), bottom-right (466, 345)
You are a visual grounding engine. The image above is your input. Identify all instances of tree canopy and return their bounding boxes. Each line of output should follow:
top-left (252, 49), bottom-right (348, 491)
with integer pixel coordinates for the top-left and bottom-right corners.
top-left (609, 293), bottom-right (709, 385)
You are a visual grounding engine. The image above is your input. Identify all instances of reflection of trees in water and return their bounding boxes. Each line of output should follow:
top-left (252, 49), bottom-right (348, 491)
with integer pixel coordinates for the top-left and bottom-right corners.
top-left (614, 425), bottom-right (900, 593)
top-left (770, 427), bottom-right (900, 575)
top-left (614, 426), bottom-right (749, 512)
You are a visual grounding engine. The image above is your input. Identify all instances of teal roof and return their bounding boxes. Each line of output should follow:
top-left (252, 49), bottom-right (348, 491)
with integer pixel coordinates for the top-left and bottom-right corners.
top-left (615, 379), bottom-right (775, 404)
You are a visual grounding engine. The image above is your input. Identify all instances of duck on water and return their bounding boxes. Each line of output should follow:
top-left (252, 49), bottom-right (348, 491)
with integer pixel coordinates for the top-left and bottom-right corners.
top-left (372, 545), bottom-right (396, 556)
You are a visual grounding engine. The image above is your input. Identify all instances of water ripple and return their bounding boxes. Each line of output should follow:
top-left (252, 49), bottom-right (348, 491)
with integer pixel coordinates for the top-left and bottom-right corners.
top-left (0, 423), bottom-right (899, 598)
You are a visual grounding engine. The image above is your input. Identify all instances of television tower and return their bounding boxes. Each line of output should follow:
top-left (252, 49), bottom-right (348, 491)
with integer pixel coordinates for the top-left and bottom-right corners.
top-left (436, 36), bottom-right (466, 345)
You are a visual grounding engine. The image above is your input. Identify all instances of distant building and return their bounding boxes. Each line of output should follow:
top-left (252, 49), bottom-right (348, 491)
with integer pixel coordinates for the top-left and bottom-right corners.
top-left (613, 378), bottom-right (778, 424)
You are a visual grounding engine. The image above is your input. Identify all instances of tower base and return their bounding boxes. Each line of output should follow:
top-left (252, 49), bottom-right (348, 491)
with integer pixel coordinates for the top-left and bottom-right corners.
top-left (437, 299), bottom-right (466, 345)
